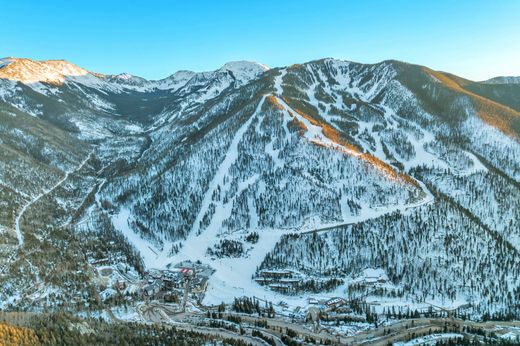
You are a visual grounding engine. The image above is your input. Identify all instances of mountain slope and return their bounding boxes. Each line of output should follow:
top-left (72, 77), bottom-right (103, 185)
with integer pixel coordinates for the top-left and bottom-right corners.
top-left (0, 57), bottom-right (518, 320)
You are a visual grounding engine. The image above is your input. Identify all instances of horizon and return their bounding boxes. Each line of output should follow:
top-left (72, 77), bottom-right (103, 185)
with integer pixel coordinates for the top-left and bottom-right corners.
top-left (3, 55), bottom-right (518, 83)
top-left (1, 1), bottom-right (520, 80)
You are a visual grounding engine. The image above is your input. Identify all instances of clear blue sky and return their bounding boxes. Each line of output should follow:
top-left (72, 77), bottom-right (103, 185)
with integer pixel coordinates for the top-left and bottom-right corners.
top-left (1, 0), bottom-right (519, 81)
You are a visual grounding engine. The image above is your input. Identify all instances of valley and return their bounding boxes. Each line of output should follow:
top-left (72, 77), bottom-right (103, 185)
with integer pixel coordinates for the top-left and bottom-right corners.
top-left (0, 56), bottom-right (519, 344)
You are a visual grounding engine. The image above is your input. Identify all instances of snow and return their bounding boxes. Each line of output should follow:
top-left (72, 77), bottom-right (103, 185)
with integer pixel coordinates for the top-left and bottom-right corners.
top-left (463, 116), bottom-right (520, 180)
top-left (111, 306), bottom-right (141, 322)
top-left (113, 73), bottom-right (134, 81)
top-left (14, 151), bottom-right (93, 246)
top-left (459, 150), bottom-right (486, 176)
top-left (0, 58), bottom-right (13, 69)
top-left (155, 70), bottom-right (195, 91)
top-left (188, 96), bottom-right (267, 238)
top-left (273, 70), bottom-right (360, 158)
top-left (500, 332), bottom-right (520, 340)
top-left (482, 76), bottom-right (520, 84)
top-left (111, 207), bottom-right (160, 268)
top-left (357, 268), bottom-right (388, 281)
top-left (107, 91), bottom-right (422, 307)
top-left (71, 117), bottom-right (113, 140)
top-left (203, 229), bottom-right (304, 306)
top-left (110, 96), bottom-right (269, 270)
top-left (273, 69), bottom-right (286, 95)
top-left (393, 333), bottom-right (463, 345)
top-left (0, 58), bottom-right (91, 85)
top-left (219, 61), bottom-right (269, 86)
top-left (264, 137), bottom-right (283, 170)
top-left (104, 68), bottom-right (437, 310)
top-left (220, 61), bottom-right (269, 74)
top-left (125, 123), bottom-right (143, 134)
top-left (0, 57), bottom-right (270, 101)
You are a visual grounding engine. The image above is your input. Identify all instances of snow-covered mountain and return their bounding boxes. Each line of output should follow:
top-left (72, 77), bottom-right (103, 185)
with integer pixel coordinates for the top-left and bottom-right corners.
top-left (0, 57), bottom-right (519, 320)
top-left (0, 57), bottom-right (267, 96)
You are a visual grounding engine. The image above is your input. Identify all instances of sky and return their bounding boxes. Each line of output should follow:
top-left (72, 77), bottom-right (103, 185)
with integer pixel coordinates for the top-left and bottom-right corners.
top-left (1, 0), bottom-right (519, 81)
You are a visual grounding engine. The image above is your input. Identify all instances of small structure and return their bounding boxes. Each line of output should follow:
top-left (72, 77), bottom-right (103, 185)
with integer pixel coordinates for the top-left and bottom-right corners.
top-left (308, 297), bottom-right (319, 305)
top-left (307, 306), bottom-right (321, 333)
top-left (192, 276), bottom-right (209, 293)
top-left (269, 283), bottom-right (291, 293)
top-left (255, 269), bottom-right (303, 293)
top-left (259, 269), bottom-right (294, 279)
top-left (325, 297), bottom-right (347, 309)
top-left (254, 277), bottom-right (273, 284)
top-left (181, 268), bottom-right (195, 312)
top-left (91, 258), bottom-right (110, 265)
top-left (143, 282), bottom-right (161, 297)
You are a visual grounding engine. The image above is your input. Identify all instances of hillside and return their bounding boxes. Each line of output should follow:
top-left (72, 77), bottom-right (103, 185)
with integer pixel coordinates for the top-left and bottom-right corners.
top-left (0, 56), bottom-right (519, 325)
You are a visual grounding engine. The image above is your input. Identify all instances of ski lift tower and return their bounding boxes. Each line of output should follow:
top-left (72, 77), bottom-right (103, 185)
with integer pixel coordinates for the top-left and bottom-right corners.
top-left (181, 267), bottom-right (195, 312)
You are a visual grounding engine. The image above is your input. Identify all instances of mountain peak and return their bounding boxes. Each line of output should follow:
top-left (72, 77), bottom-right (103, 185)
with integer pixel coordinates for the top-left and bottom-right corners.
top-left (219, 60), bottom-right (269, 72)
top-left (0, 57), bottom-right (90, 84)
top-left (217, 60), bottom-right (269, 86)
top-left (108, 73), bottom-right (149, 87)
top-left (113, 72), bottom-right (134, 80)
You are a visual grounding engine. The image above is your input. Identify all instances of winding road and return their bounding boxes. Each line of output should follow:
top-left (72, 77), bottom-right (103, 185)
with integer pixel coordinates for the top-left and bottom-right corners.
top-left (138, 305), bottom-right (520, 346)
top-left (13, 151), bottom-right (93, 246)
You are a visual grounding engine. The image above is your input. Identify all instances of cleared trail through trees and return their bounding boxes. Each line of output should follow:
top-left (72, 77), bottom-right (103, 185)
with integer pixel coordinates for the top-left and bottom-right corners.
top-left (13, 151), bottom-right (93, 247)
top-left (271, 69), bottom-right (436, 236)
top-left (300, 179), bottom-right (434, 235)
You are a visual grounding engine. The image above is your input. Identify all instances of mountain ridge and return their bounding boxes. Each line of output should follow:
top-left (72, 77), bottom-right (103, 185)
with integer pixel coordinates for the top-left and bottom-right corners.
top-left (0, 57), bottom-right (269, 87)
top-left (0, 55), bottom-right (519, 322)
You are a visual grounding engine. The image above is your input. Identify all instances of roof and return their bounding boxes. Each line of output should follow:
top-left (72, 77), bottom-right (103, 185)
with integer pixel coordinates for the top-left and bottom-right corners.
top-left (326, 297), bottom-right (346, 306)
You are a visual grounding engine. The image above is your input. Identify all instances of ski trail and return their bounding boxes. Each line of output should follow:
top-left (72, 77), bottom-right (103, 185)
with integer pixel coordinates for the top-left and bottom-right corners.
top-left (117, 71), bottom-right (435, 306)
top-left (273, 71), bottom-right (433, 205)
top-left (273, 69), bottom-right (286, 95)
top-left (14, 151), bottom-right (93, 246)
top-left (143, 95), bottom-right (268, 269)
top-left (273, 71), bottom-right (361, 158)
top-left (275, 95), bottom-right (362, 157)
top-left (188, 95), bottom-right (267, 238)
top-left (200, 85), bottom-right (436, 305)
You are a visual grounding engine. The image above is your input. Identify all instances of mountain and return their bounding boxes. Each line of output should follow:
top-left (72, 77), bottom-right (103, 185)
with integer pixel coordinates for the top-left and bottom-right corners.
top-left (483, 76), bottom-right (520, 84)
top-left (0, 56), bottom-right (519, 323)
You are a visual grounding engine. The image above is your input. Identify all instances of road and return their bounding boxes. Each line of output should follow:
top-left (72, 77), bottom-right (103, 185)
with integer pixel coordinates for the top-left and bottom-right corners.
top-left (136, 303), bottom-right (268, 346)
top-left (275, 89), bottom-right (436, 237)
top-left (299, 180), bottom-right (434, 236)
top-left (13, 151), bottom-right (93, 246)
top-left (136, 301), bottom-right (520, 346)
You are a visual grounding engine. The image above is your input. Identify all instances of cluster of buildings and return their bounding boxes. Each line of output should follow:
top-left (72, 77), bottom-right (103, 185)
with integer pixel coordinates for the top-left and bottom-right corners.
top-left (109, 261), bottom-right (214, 304)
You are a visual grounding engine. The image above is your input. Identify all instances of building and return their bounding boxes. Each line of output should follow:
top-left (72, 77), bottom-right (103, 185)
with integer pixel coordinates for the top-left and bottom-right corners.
top-left (143, 282), bottom-right (161, 297)
top-left (325, 297), bottom-right (347, 309)
top-left (269, 283), bottom-right (292, 293)
top-left (308, 297), bottom-right (319, 305)
top-left (192, 276), bottom-right (209, 293)
top-left (259, 269), bottom-right (294, 279)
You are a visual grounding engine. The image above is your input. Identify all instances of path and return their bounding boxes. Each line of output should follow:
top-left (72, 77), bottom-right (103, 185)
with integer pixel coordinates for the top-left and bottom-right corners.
top-left (13, 151), bottom-right (93, 246)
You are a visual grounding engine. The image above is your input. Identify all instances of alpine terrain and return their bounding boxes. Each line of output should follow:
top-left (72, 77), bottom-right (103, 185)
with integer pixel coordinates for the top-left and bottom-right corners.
top-left (1, 56), bottom-right (520, 344)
